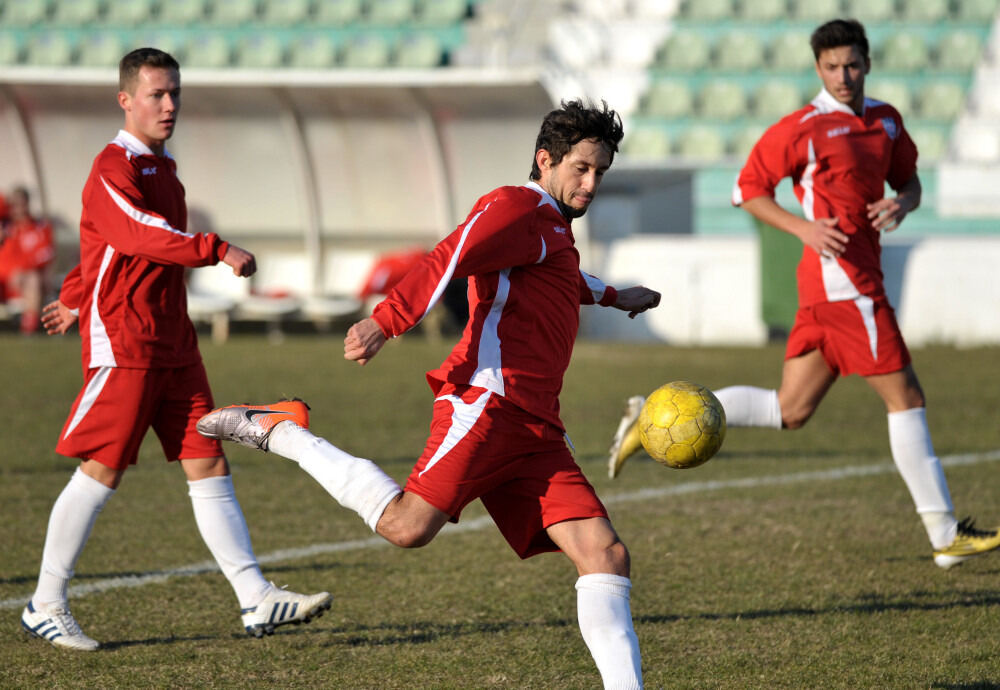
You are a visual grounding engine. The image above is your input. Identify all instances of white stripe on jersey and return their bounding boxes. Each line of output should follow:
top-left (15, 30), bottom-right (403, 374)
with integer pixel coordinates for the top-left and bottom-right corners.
top-left (418, 206), bottom-right (485, 324)
top-left (420, 388), bottom-right (493, 477)
top-left (89, 246), bottom-right (117, 368)
top-left (100, 176), bottom-right (193, 238)
top-left (469, 268), bottom-right (509, 396)
top-left (63, 366), bottom-right (113, 438)
top-left (581, 271), bottom-right (609, 303)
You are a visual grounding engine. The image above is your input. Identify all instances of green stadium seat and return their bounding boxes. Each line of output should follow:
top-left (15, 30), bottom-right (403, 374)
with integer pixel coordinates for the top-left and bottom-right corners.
top-left (51, 0), bottom-right (101, 26)
top-left (131, 30), bottom-right (187, 60)
top-left (105, 0), bottom-right (155, 26)
top-left (261, 0), bottom-right (311, 25)
top-left (737, 0), bottom-right (785, 22)
top-left (698, 79), bottom-right (747, 120)
top-left (185, 33), bottom-right (232, 67)
top-left (713, 31), bottom-right (765, 72)
top-left (288, 33), bottom-right (337, 68)
top-left (394, 32), bottom-right (443, 68)
top-left (339, 33), bottom-right (391, 68)
top-left (934, 31), bottom-right (984, 72)
top-left (680, 0), bottom-right (733, 22)
top-left (730, 123), bottom-right (767, 159)
top-left (909, 125), bottom-right (949, 163)
top-left (366, 0), bottom-right (414, 25)
top-left (235, 32), bottom-right (285, 68)
top-left (789, 0), bottom-right (840, 22)
top-left (77, 31), bottom-right (125, 66)
top-left (315, 0), bottom-right (362, 25)
top-left (415, 0), bottom-right (468, 26)
top-left (880, 33), bottom-right (930, 73)
top-left (900, 0), bottom-right (948, 22)
top-left (641, 79), bottom-right (694, 119)
top-left (2, 0), bottom-right (51, 27)
top-left (209, 0), bottom-right (258, 25)
top-left (916, 80), bottom-right (966, 122)
top-left (621, 124), bottom-right (671, 160)
top-left (160, 0), bottom-right (207, 25)
top-left (25, 31), bottom-right (75, 66)
top-left (751, 80), bottom-right (804, 120)
top-left (843, 0), bottom-right (895, 22)
top-left (954, 0), bottom-right (999, 22)
top-left (655, 31), bottom-right (711, 72)
top-left (865, 79), bottom-right (913, 115)
top-left (767, 31), bottom-right (813, 73)
top-left (676, 125), bottom-right (726, 161)
top-left (0, 32), bottom-right (23, 64)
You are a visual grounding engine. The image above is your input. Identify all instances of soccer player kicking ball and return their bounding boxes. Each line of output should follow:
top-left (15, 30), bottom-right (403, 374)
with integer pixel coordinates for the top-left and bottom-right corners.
top-left (607, 19), bottom-right (1000, 570)
top-left (20, 48), bottom-right (330, 652)
top-left (200, 100), bottom-right (660, 690)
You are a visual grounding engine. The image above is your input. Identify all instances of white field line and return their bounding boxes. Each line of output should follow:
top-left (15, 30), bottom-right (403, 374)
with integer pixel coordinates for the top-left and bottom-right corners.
top-left (4, 449), bottom-right (999, 611)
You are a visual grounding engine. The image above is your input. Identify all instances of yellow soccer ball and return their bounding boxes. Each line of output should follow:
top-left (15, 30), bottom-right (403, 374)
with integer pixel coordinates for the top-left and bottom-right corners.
top-left (638, 381), bottom-right (726, 469)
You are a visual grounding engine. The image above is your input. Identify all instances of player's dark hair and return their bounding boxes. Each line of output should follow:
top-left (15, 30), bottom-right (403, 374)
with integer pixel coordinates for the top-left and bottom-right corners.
top-left (119, 47), bottom-right (179, 93)
top-left (810, 19), bottom-right (869, 62)
top-left (530, 99), bottom-right (624, 181)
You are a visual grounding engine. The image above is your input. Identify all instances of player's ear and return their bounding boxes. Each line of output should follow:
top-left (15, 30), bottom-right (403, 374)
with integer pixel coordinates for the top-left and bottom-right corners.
top-left (117, 90), bottom-right (131, 112)
top-left (535, 148), bottom-right (552, 173)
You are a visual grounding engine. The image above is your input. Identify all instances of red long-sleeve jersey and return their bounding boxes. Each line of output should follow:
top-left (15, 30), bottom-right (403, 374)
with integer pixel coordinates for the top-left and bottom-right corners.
top-left (62, 130), bottom-right (229, 369)
top-left (733, 89), bottom-right (918, 306)
top-left (371, 182), bottom-right (618, 430)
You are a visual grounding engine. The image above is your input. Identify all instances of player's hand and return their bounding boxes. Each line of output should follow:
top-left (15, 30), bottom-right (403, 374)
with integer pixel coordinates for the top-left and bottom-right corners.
top-left (800, 217), bottom-right (848, 258)
top-left (866, 197), bottom-right (909, 233)
top-left (614, 286), bottom-right (661, 319)
top-left (344, 317), bottom-right (387, 365)
top-left (222, 245), bottom-right (257, 277)
top-left (41, 300), bottom-right (77, 335)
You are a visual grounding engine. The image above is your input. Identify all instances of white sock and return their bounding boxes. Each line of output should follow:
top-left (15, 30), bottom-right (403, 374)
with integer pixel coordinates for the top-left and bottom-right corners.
top-left (33, 468), bottom-right (115, 609)
top-left (576, 574), bottom-right (643, 690)
top-left (713, 386), bottom-right (782, 428)
top-left (887, 407), bottom-right (956, 549)
top-left (188, 475), bottom-right (271, 609)
top-left (268, 422), bottom-right (402, 532)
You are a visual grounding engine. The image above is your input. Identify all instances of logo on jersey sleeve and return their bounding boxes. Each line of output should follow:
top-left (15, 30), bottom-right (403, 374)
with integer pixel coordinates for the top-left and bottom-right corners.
top-left (881, 117), bottom-right (898, 140)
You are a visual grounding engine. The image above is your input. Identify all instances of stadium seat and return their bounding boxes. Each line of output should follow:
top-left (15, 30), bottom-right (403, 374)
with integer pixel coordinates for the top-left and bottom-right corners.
top-left (185, 33), bottom-right (232, 67)
top-left (159, 0), bottom-right (207, 25)
top-left (934, 31), bottom-right (984, 72)
top-left (2, 0), bottom-right (51, 27)
top-left (789, 0), bottom-right (840, 22)
top-left (953, 0), bottom-right (999, 22)
top-left (737, 0), bottom-right (785, 22)
top-left (730, 123), bottom-right (767, 159)
top-left (767, 31), bottom-right (814, 73)
top-left (261, 0), bottom-right (311, 26)
top-left (131, 30), bottom-right (187, 60)
top-left (288, 33), bottom-right (338, 68)
top-left (916, 80), bottom-right (966, 122)
top-left (77, 31), bottom-right (125, 67)
top-left (675, 125), bottom-right (726, 161)
top-left (843, 0), bottom-right (895, 23)
top-left (621, 124), bottom-right (671, 160)
top-left (698, 79), bottom-right (747, 120)
top-left (712, 31), bottom-right (765, 73)
top-left (394, 32), bottom-right (444, 68)
top-left (654, 31), bottom-right (711, 73)
top-left (366, 0), bottom-right (414, 26)
top-left (0, 32), bottom-right (22, 64)
top-left (315, 0), bottom-right (363, 25)
top-left (865, 79), bottom-right (913, 115)
top-left (900, 0), bottom-right (949, 22)
top-left (51, 0), bottom-right (101, 26)
top-left (209, 0), bottom-right (258, 25)
top-left (909, 125), bottom-right (949, 163)
top-left (641, 79), bottom-right (695, 119)
top-left (339, 33), bottom-right (391, 68)
top-left (880, 34), bottom-right (930, 73)
top-left (235, 33), bottom-right (285, 68)
top-left (105, 0), bottom-right (155, 26)
top-left (680, 0), bottom-right (733, 22)
top-left (751, 80), bottom-right (803, 120)
top-left (25, 31), bottom-right (75, 66)
top-left (415, 0), bottom-right (469, 26)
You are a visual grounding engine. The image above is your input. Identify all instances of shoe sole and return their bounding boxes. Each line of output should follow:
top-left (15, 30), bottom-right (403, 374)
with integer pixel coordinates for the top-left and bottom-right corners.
top-left (245, 597), bottom-right (333, 638)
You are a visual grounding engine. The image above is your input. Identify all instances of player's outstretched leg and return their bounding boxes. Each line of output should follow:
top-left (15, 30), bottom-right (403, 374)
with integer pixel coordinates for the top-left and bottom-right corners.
top-left (607, 396), bottom-right (645, 479)
top-left (196, 399), bottom-right (310, 451)
top-left (933, 518), bottom-right (1000, 569)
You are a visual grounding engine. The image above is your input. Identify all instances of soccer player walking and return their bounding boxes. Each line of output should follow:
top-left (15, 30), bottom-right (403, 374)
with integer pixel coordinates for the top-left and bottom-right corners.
top-left (607, 19), bottom-right (1000, 568)
top-left (20, 48), bottom-right (330, 651)
top-left (200, 100), bottom-right (660, 689)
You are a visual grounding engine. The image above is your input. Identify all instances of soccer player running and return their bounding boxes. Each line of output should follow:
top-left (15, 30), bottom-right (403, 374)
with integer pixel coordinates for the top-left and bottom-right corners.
top-left (199, 100), bottom-right (660, 689)
top-left (606, 19), bottom-right (1000, 569)
top-left (20, 48), bottom-right (331, 652)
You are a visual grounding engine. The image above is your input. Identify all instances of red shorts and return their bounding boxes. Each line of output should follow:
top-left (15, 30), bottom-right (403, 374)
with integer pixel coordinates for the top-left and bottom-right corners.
top-left (56, 363), bottom-right (223, 470)
top-left (786, 296), bottom-right (911, 377)
top-left (405, 383), bottom-right (608, 559)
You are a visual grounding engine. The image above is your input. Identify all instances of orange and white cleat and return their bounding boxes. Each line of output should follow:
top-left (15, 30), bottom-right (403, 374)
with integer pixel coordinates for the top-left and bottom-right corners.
top-left (197, 399), bottom-right (310, 451)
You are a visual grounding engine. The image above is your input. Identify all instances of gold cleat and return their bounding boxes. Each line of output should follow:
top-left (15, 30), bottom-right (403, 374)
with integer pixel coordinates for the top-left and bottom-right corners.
top-left (608, 396), bottom-right (645, 479)
top-left (933, 517), bottom-right (1000, 569)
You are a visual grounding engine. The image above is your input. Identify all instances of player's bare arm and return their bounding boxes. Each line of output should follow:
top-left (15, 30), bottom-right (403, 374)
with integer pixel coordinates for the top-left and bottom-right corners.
top-left (614, 286), bottom-right (661, 319)
top-left (867, 174), bottom-right (921, 233)
top-left (344, 316), bottom-right (387, 365)
top-left (742, 195), bottom-right (849, 258)
top-left (222, 244), bottom-right (257, 277)
top-left (41, 300), bottom-right (77, 335)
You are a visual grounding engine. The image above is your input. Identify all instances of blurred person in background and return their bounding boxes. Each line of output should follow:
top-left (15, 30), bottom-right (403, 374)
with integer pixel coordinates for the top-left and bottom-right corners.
top-left (606, 18), bottom-right (1000, 569)
top-left (0, 186), bottom-right (55, 334)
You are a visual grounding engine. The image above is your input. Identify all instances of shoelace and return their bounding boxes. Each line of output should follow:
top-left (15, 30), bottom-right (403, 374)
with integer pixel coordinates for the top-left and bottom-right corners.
top-left (48, 607), bottom-right (85, 635)
top-left (956, 517), bottom-right (996, 539)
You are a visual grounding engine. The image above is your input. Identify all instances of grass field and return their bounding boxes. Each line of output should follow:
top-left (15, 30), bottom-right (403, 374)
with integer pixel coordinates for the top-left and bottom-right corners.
top-left (1, 332), bottom-right (999, 689)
